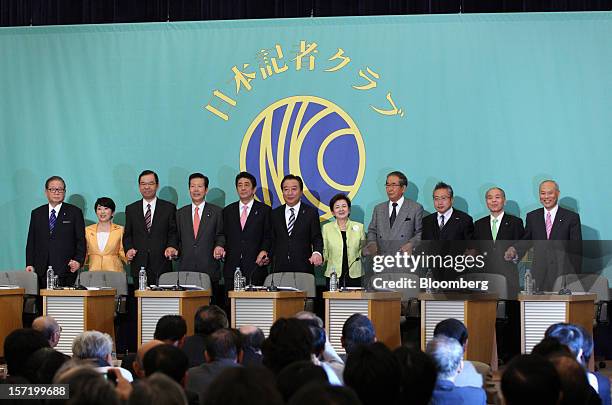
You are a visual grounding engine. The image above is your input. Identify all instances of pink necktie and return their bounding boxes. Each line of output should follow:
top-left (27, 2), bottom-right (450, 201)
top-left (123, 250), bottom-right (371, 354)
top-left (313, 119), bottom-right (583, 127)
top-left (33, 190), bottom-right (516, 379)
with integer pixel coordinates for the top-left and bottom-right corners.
top-left (545, 211), bottom-right (552, 239)
top-left (193, 207), bottom-right (200, 238)
top-left (240, 205), bottom-right (248, 230)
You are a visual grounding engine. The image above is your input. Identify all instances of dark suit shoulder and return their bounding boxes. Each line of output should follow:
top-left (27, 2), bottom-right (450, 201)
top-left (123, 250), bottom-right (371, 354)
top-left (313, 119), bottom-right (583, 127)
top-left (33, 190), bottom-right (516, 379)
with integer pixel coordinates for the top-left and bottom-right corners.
top-left (451, 209), bottom-right (473, 221)
top-left (558, 206), bottom-right (580, 219)
top-left (204, 202), bottom-right (222, 213)
top-left (403, 198), bottom-right (423, 211)
top-left (526, 207), bottom-right (543, 219)
top-left (223, 201), bottom-right (240, 213)
top-left (156, 198), bottom-right (177, 210)
top-left (252, 200), bottom-right (271, 212)
top-left (423, 212), bottom-right (438, 222)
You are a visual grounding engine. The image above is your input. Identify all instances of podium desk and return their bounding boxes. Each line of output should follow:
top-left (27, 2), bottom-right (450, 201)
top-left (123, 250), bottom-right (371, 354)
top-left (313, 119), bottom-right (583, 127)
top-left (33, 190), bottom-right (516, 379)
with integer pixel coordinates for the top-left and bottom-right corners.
top-left (323, 291), bottom-right (401, 355)
top-left (519, 293), bottom-right (596, 354)
top-left (0, 288), bottom-right (24, 357)
top-left (420, 293), bottom-right (498, 366)
top-left (229, 290), bottom-right (306, 336)
top-left (135, 289), bottom-right (211, 347)
top-left (41, 289), bottom-right (115, 356)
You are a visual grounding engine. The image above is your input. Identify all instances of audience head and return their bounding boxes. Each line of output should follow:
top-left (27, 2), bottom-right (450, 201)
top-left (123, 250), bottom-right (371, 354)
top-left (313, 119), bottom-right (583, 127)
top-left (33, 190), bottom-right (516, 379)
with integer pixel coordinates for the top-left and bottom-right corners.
top-left (341, 314), bottom-right (376, 356)
top-left (531, 336), bottom-right (573, 358)
top-left (549, 353), bottom-right (594, 405)
top-left (205, 328), bottom-right (242, 362)
top-left (194, 305), bottom-right (228, 335)
top-left (23, 347), bottom-right (70, 384)
top-left (239, 325), bottom-right (265, 351)
top-left (143, 344), bottom-right (189, 386)
top-left (130, 372), bottom-right (187, 405)
top-left (54, 364), bottom-right (119, 405)
top-left (343, 342), bottom-right (402, 405)
top-left (294, 311), bottom-right (324, 328)
top-left (262, 318), bottom-right (313, 375)
top-left (433, 318), bottom-right (468, 347)
top-left (154, 315), bottom-right (187, 347)
top-left (289, 383), bottom-right (362, 405)
top-left (544, 323), bottom-right (584, 361)
top-left (426, 335), bottom-right (464, 381)
top-left (393, 346), bottom-right (437, 405)
top-left (576, 325), bottom-right (594, 365)
top-left (133, 339), bottom-right (164, 379)
top-left (204, 367), bottom-right (283, 405)
top-left (277, 361), bottom-right (328, 402)
top-left (32, 316), bottom-right (62, 348)
top-left (4, 328), bottom-right (49, 376)
top-left (501, 354), bottom-right (561, 405)
top-left (301, 318), bottom-right (327, 357)
top-left (72, 330), bottom-right (114, 365)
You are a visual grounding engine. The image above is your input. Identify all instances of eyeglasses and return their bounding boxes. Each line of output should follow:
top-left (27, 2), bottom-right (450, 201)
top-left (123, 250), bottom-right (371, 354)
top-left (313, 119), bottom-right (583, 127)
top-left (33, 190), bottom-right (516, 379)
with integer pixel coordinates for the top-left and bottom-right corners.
top-left (47, 188), bottom-right (65, 193)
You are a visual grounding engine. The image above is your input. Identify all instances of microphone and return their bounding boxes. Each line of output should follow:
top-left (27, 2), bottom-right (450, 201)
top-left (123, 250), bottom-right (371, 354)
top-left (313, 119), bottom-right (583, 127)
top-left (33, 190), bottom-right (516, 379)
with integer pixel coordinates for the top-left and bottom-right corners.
top-left (558, 275), bottom-right (572, 295)
top-left (73, 266), bottom-right (87, 290)
top-left (267, 256), bottom-right (278, 292)
top-left (341, 257), bottom-right (361, 292)
top-left (169, 255), bottom-right (185, 291)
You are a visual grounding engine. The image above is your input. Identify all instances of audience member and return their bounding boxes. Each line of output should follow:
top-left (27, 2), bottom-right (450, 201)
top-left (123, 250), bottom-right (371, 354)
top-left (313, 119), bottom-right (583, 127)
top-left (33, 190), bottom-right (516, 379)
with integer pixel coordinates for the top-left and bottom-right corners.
top-left (289, 383), bottom-right (363, 405)
top-left (341, 314), bottom-right (376, 358)
top-left (501, 354), bottom-right (561, 405)
top-left (203, 367), bottom-right (283, 405)
top-left (426, 336), bottom-right (486, 405)
top-left (301, 318), bottom-right (342, 385)
top-left (343, 342), bottom-right (402, 405)
top-left (32, 316), bottom-right (62, 348)
top-left (154, 315), bottom-right (187, 347)
top-left (531, 337), bottom-right (573, 358)
top-left (182, 305), bottom-right (228, 367)
top-left (277, 361), bottom-right (329, 402)
top-left (394, 346), bottom-right (437, 405)
top-left (143, 344), bottom-right (198, 405)
top-left (295, 311), bottom-right (344, 368)
top-left (549, 353), bottom-right (599, 405)
top-left (262, 318), bottom-right (313, 375)
top-left (186, 328), bottom-right (242, 403)
top-left (433, 318), bottom-right (483, 387)
top-left (53, 364), bottom-right (121, 405)
top-left (239, 325), bottom-right (264, 367)
top-left (130, 372), bottom-right (187, 405)
top-left (577, 325), bottom-right (612, 405)
top-left (23, 347), bottom-right (70, 384)
top-left (72, 330), bottom-right (133, 381)
top-left (3, 328), bottom-right (49, 379)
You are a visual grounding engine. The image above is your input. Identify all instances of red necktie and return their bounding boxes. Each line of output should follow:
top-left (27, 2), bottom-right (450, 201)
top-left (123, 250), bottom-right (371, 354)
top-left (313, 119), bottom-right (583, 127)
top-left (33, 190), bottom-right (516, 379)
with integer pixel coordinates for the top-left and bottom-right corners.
top-left (193, 207), bottom-right (200, 238)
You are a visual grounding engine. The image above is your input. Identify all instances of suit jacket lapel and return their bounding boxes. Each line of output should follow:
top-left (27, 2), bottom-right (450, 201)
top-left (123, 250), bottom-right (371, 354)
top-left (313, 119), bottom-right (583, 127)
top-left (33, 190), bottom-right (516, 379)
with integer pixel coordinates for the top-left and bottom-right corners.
top-left (243, 203), bottom-right (259, 232)
top-left (381, 203), bottom-right (392, 236)
top-left (390, 201), bottom-right (410, 236)
top-left (550, 208), bottom-right (565, 240)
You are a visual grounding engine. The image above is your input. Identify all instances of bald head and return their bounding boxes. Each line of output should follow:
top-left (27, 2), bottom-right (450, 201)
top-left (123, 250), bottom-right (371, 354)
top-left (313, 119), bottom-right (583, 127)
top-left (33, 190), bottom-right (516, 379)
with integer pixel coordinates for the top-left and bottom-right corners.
top-left (133, 339), bottom-right (164, 379)
top-left (32, 316), bottom-right (61, 348)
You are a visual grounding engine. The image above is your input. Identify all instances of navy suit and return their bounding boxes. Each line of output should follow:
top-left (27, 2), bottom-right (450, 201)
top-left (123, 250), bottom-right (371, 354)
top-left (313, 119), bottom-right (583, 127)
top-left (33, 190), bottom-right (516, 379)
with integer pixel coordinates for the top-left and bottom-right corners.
top-left (270, 202), bottom-right (323, 274)
top-left (222, 200), bottom-right (271, 287)
top-left (431, 379), bottom-right (486, 405)
top-left (26, 202), bottom-right (85, 286)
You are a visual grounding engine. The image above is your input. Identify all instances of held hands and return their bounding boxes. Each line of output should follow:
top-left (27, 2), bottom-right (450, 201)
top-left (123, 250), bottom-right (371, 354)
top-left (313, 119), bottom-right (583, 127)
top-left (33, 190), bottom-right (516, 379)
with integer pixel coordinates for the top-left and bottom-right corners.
top-left (68, 260), bottom-right (80, 272)
top-left (504, 246), bottom-right (518, 262)
top-left (108, 368), bottom-right (132, 400)
top-left (256, 250), bottom-right (270, 266)
top-left (399, 242), bottom-right (413, 255)
top-left (126, 249), bottom-right (137, 262)
top-left (25, 266), bottom-right (34, 272)
top-left (309, 252), bottom-right (323, 266)
top-left (213, 246), bottom-right (225, 260)
top-left (362, 242), bottom-right (378, 256)
top-left (164, 247), bottom-right (179, 259)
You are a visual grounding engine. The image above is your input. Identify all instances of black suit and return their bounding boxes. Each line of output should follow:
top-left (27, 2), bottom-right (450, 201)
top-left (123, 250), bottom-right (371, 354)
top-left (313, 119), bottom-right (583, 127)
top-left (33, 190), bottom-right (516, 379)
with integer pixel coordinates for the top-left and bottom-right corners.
top-left (270, 202), bottom-right (323, 274)
top-left (222, 200), bottom-right (271, 287)
top-left (26, 202), bottom-right (86, 286)
top-left (176, 202), bottom-right (224, 280)
top-left (518, 206), bottom-right (582, 290)
top-left (474, 213), bottom-right (524, 361)
top-left (123, 198), bottom-right (178, 282)
top-left (422, 209), bottom-right (474, 241)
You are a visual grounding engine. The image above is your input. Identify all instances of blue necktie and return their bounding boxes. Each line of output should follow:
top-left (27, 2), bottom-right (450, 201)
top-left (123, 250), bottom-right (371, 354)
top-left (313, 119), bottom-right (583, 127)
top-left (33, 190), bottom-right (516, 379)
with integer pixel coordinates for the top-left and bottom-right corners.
top-left (49, 209), bottom-right (57, 232)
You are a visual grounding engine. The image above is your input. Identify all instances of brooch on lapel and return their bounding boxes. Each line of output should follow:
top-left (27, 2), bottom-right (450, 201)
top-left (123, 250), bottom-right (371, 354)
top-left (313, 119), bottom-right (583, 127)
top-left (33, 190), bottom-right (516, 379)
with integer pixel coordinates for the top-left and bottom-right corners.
top-left (352, 225), bottom-right (359, 231)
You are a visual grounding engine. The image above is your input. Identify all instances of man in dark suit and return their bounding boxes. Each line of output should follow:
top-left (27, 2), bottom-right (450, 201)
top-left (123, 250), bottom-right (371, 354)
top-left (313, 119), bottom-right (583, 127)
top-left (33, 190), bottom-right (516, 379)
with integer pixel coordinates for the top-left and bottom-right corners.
top-left (474, 187), bottom-right (524, 361)
top-left (270, 174), bottom-right (323, 274)
top-left (26, 176), bottom-right (86, 287)
top-left (123, 170), bottom-right (178, 284)
top-left (422, 182), bottom-right (474, 241)
top-left (176, 173), bottom-right (224, 301)
top-left (505, 179), bottom-right (582, 291)
top-left (222, 172), bottom-right (271, 288)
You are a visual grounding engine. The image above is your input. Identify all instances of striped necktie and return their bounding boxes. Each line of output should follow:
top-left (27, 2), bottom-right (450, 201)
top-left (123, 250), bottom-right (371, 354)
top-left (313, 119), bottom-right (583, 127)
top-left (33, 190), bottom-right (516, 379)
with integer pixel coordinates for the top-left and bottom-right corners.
top-left (287, 207), bottom-right (295, 236)
top-left (144, 204), bottom-right (152, 232)
top-left (49, 209), bottom-right (57, 232)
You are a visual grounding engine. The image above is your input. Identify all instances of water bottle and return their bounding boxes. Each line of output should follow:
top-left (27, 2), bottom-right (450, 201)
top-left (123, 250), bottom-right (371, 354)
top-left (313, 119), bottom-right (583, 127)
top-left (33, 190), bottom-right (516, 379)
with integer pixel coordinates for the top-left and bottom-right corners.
top-left (234, 267), bottom-right (244, 291)
top-left (425, 268), bottom-right (434, 294)
top-left (138, 266), bottom-right (147, 291)
top-left (46, 266), bottom-right (54, 290)
top-left (524, 269), bottom-right (533, 295)
top-left (329, 267), bottom-right (338, 292)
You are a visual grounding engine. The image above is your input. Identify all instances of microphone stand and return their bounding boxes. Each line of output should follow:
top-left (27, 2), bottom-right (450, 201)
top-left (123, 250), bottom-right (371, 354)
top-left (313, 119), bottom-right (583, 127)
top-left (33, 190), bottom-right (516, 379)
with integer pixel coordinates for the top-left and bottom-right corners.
top-left (266, 256), bottom-right (278, 292)
top-left (73, 266), bottom-right (87, 290)
top-left (169, 255), bottom-right (185, 291)
top-left (340, 257), bottom-right (361, 292)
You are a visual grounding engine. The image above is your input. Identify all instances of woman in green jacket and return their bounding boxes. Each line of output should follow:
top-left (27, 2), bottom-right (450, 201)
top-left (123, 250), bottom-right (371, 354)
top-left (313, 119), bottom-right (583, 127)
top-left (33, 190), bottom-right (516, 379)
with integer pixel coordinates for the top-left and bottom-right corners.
top-left (322, 193), bottom-right (366, 288)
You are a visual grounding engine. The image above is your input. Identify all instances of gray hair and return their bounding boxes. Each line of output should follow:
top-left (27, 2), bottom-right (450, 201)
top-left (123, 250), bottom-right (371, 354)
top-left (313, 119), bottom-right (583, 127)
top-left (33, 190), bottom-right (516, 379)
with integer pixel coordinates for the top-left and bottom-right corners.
top-left (72, 331), bottom-right (113, 362)
top-left (485, 187), bottom-right (506, 199)
top-left (426, 335), bottom-right (464, 380)
top-left (540, 179), bottom-right (560, 191)
top-left (294, 311), bottom-right (324, 328)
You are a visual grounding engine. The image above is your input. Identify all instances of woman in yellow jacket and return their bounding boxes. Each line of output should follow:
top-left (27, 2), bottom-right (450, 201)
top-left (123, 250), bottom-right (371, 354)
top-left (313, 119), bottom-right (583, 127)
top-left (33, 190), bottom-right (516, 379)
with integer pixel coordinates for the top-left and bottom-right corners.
top-left (85, 197), bottom-right (127, 272)
top-left (322, 194), bottom-right (366, 288)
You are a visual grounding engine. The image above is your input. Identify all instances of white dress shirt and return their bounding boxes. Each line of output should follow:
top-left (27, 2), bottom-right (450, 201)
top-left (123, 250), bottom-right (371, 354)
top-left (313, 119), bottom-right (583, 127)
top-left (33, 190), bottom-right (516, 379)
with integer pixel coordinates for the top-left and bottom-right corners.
top-left (438, 207), bottom-right (453, 227)
top-left (239, 199), bottom-right (254, 217)
top-left (388, 196), bottom-right (404, 217)
top-left (544, 205), bottom-right (559, 224)
top-left (48, 203), bottom-right (62, 218)
top-left (192, 201), bottom-right (206, 223)
top-left (285, 201), bottom-right (301, 227)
